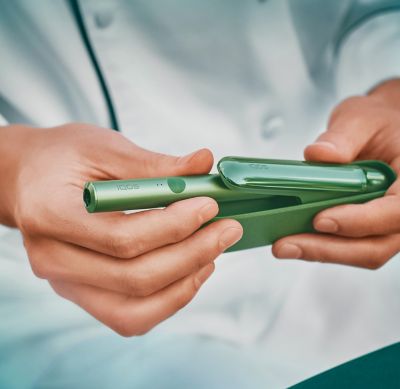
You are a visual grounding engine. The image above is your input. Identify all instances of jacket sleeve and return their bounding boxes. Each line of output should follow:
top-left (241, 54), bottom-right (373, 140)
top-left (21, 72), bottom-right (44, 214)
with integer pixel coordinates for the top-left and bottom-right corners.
top-left (335, 10), bottom-right (400, 98)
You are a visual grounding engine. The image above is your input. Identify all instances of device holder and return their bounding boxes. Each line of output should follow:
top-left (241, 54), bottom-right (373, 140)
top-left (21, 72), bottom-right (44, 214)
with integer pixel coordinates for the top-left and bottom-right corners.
top-left (213, 157), bottom-right (396, 252)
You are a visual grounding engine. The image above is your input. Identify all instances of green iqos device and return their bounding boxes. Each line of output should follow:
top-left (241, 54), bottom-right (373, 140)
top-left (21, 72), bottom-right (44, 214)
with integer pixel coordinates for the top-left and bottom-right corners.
top-left (83, 157), bottom-right (396, 252)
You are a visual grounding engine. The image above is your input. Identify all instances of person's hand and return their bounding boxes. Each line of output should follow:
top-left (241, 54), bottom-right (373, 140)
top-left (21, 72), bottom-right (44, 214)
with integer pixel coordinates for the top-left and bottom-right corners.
top-left (0, 123), bottom-right (242, 336)
top-left (273, 79), bottom-right (400, 269)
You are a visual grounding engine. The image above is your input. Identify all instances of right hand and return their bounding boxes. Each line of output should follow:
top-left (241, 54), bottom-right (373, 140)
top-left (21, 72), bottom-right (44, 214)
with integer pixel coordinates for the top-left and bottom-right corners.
top-left (0, 123), bottom-right (243, 336)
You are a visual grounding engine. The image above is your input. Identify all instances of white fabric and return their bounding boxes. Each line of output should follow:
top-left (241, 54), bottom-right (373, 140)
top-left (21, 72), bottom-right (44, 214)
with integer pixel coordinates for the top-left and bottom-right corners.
top-left (1, 1), bottom-right (400, 387)
top-left (0, 0), bottom-right (109, 127)
top-left (336, 10), bottom-right (400, 98)
top-left (0, 114), bottom-right (8, 126)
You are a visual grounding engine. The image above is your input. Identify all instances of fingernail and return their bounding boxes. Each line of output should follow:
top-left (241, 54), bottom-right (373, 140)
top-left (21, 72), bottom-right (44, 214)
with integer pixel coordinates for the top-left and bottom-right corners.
top-left (195, 264), bottom-right (214, 288)
top-left (177, 150), bottom-right (200, 165)
top-left (200, 202), bottom-right (218, 222)
top-left (276, 243), bottom-right (302, 259)
top-left (188, 197), bottom-right (218, 222)
top-left (314, 218), bottom-right (338, 233)
top-left (219, 226), bottom-right (243, 250)
top-left (311, 141), bottom-right (337, 151)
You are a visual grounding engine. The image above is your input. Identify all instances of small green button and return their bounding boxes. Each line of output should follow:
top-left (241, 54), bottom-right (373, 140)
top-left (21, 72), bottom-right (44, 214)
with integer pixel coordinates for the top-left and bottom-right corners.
top-left (167, 178), bottom-right (186, 194)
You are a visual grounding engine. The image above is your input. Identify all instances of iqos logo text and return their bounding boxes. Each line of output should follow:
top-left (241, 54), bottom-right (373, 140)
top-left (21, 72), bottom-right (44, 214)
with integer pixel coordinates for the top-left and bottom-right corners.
top-left (249, 163), bottom-right (270, 170)
top-left (116, 184), bottom-right (140, 191)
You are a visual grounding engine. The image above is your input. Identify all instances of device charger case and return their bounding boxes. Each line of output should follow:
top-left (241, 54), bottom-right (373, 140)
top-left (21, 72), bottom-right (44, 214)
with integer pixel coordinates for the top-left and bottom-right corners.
top-left (212, 157), bottom-right (396, 252)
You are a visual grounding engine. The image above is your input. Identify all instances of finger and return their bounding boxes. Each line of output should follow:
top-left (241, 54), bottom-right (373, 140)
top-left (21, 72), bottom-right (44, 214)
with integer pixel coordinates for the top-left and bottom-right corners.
top-left (50, 263), bottom-right (215, 336)
top-left (313, 193), bottom-right (400, 237)
top-left (272, 233), bottom-right (400, 269)
top-left (133, 146), bottom-right (214, 178)
top-left (32, 196), bottom-right (220, 258)
top-left (28, 219), bottom-right (242, 296)
top-left (102, 134), bottom-right (213, 178)
top-left (304, 96), bottom-right (387, 163)
top-left (74, 125), bottom-right (214, 179)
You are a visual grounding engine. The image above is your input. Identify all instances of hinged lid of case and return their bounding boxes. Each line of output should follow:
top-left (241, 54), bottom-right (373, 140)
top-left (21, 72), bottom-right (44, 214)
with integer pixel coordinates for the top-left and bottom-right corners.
top-left (217, 156), bottom-right (389, 195)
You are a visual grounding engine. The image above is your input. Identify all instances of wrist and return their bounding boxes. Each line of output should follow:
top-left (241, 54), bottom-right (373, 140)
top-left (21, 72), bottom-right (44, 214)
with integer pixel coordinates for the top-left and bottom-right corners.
top-left (0, 125), bottom-right (36, 227)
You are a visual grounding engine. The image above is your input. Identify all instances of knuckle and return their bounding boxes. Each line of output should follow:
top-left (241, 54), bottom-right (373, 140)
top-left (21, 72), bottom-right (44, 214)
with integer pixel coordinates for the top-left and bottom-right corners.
top-left (175, 278), bottom-right (197, 310)
top-left (17, 209), bottom-right (39, 235)
top-left (135, 324), bottom-right (154, 336)
top-left (123, 268), bottom-right (154, 297)
top-left (30, 259), bottom-right (48, 279)
top-left (339, 116), bottom-right (364, 135)
top-left (329, 96), bottom-right (369, 125)
top-left (27, 248), bottom-right (48, 279)
top-left (339, 96), bottom-right (369, 112)
top-left (204, 228), bottom-right (225, 257)
top-left (167, 219), bottom-right (188, 243)
top-left (143, 152), bottom-right (161, 174)
top-left (131, 235), bottom-right (148, 257)
top-left (112, 321), bottom-right (138, 338)
top-left (109, 309), bottom-right (148, 337)
top-left (185, 250), bottom-right (206, 273)
top-left (380, 248), bottom-right (397, 267)
top-left (113, 325), bottom-right (137, 338)
top-left (183, 234), bottom-right (220, 272)
top-left (50, 285), bottom-right (64, 298)
top-left (49, 281), bottom-right (68, 299)
top-left (65, 122), bottom-right (97, 136)
top-left (106, 229), bottom-right (137, 258)
top-left (364, 245), bottom-right (388, 270)
top-left (25, 239), bottom-right (64, 280)
top-left (365, 258), bottom-right (384, 270)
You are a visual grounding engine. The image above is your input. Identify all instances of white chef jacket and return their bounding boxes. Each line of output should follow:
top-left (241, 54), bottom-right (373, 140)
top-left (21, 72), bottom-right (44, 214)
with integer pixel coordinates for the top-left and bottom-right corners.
top-left (1, 1), bottom-right (400, 388)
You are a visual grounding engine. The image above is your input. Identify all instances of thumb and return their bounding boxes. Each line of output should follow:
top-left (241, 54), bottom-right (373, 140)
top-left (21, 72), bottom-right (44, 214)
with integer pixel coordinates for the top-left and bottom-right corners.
top-left (137, 147), bottom-right (214, 177)
top-left (304, 97), bottom-right (383, 163)
top-left (109, 144), bottom-right (214, 179)
top-left (80, 125), bottom-right (214, 179)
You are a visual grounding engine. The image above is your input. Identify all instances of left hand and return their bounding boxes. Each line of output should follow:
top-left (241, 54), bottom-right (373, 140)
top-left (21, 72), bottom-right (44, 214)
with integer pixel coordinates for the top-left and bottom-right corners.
top-left (272, 79), bottom-right (400, 269)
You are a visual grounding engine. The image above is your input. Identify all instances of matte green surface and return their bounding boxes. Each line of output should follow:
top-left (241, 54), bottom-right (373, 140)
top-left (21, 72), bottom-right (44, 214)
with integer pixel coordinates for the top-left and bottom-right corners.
top-left (223, 188), bottom-right (386, 252)
top-left (84, 158), bottom-right (396, 252)
top-left (290, 342), bottom-right (400, 389)
top-left (84, 174), bottom-right (269, 213)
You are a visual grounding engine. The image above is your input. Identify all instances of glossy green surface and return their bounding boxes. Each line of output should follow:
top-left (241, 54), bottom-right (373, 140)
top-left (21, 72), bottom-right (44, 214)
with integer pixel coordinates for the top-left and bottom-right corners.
top-left (217, 156), bottom-right (388, 193)
top-left (84, 158), bottom-right (396, 251)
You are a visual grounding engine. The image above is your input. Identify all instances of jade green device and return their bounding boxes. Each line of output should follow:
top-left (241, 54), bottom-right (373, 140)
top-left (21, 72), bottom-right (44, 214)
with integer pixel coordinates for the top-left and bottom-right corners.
top-left (83, 157), bottom-right (396, 252)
